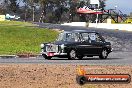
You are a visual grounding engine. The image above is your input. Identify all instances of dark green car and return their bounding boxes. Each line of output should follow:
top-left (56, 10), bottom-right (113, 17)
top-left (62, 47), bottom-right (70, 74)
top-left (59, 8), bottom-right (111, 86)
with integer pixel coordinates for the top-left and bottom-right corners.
top-left (40, 30), bottom-right (112, 60)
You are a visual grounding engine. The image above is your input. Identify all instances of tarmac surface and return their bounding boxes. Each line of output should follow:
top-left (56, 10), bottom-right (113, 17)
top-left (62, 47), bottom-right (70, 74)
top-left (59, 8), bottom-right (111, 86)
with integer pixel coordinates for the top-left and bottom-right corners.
top-left (0, 51), bottom-right (131, 65)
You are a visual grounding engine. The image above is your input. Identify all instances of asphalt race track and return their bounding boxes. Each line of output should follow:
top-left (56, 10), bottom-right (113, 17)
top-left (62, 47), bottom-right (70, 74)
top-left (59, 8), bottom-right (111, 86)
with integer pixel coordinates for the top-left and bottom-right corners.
top-left (0, 51), bottom-right (131, 65)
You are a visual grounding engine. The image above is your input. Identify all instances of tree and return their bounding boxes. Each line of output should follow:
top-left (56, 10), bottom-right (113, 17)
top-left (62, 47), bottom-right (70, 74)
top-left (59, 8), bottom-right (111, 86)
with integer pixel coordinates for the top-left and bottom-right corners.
top-left (68, 0), bottom-right (79, 22)
top-left (38, 0), bottom-right (48, 22)
top-left (0, 0), bottom-right (6, 14)
top-left (9, 0), bottom-right (18, 13)
top-left (4, 0), bottom-right (20, 13)
top-left (99, 0), bottom-right (106, 11)
top-left (0, 0), bottom-right (19, 13)
top-left (38, 0), bottom-right (68, 23)
top-left (53, 0), bottom-right (69, 22)
top-left (22, 0), bottom-right (39, 21)
top-left (130, 12), bottom-right (132, 17)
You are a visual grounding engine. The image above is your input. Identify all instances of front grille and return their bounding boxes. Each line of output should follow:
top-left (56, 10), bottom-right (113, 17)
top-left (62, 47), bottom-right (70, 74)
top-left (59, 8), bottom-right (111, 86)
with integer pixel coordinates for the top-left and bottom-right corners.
top-left (45, 44), bottom-right (58, 52)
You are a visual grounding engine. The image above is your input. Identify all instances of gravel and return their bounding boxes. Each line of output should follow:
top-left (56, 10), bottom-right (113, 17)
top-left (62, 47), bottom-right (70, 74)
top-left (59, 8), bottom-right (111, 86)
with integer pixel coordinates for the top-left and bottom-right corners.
top-left (0, 64), bottom-right (132, 88)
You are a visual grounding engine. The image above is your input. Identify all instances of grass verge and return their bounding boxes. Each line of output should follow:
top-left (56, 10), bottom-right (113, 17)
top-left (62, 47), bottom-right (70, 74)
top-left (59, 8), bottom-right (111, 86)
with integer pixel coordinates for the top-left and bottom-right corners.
top-left (0, 21), bottom-right (58, 55)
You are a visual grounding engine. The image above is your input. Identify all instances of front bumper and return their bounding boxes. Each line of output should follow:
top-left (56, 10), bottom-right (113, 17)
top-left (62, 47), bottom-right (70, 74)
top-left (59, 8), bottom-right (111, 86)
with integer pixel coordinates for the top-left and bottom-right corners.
top-left (40, 51), bottom-right (67, 57)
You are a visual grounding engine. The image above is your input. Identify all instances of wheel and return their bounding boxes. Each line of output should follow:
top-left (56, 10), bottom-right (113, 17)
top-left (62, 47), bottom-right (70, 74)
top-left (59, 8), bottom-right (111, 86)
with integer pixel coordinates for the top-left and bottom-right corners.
top-left (76, 75), bottom-right (87, 85)
top-left (99, 49), bottom-right (108, 59)
top-left (68, 49), bottom-right (82, 60)
top-left (78, 55), bottom-right (83, 59)
top-left (42, 54), bottom-right (52, 60)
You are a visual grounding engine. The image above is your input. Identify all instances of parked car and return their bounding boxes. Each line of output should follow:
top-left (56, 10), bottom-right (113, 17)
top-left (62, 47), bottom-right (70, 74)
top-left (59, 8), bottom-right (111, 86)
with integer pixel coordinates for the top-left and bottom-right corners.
top-left (40, 30), bottom-right (112, 60)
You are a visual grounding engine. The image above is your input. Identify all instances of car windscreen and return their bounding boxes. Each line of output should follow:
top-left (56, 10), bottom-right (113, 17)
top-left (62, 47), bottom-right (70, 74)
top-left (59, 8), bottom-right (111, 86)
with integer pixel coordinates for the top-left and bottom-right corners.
top-left (57, 33), bottom-right (65, 41)
top-left (56, 32), bottom-right (79, 42)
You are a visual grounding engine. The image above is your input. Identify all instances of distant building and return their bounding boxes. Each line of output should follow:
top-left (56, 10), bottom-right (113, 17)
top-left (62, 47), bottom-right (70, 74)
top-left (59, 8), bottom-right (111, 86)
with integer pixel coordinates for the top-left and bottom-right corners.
top-left (0, 15), bottom-right (5, 21)
top-left (125, 18), bottom-right (132, 23)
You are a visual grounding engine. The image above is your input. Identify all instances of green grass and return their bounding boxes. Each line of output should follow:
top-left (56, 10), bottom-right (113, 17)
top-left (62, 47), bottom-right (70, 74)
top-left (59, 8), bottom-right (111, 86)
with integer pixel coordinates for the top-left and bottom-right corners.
top-left (0, 21), bottom-right (58, 55)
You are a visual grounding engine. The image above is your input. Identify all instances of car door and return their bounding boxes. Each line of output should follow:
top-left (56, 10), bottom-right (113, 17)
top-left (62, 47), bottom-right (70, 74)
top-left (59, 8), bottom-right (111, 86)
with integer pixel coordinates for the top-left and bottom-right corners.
top-left (88, 33), bottom-right (104, 55)
top-left (77, 33), bottom-right (94, 55)
top-left (66, 33), bottom-right (87, 55)
top-left (79, 40), bottom-right (95, 55)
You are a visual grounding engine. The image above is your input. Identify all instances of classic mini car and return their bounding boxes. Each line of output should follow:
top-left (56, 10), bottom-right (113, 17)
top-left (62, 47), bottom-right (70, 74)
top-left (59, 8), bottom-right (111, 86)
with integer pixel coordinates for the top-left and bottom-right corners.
top-left (40, 30), bottom-right (112, 60)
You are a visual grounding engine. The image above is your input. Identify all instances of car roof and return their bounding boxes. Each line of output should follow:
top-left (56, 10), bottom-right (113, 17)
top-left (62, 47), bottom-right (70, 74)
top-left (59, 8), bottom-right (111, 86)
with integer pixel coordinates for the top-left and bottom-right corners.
top-left (63, 30), bottom-right (98, 33)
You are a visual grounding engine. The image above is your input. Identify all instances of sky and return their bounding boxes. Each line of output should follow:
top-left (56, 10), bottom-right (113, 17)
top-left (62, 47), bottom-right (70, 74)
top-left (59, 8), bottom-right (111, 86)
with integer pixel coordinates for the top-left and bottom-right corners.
top-left (106, 0), bottom-right (132, 14)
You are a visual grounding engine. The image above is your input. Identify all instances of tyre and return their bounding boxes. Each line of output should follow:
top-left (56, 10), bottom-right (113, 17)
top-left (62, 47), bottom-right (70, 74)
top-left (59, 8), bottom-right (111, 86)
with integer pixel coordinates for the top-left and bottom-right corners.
top-left (76, 75), bottom-right (87, 85)
top-left (99, 49), bottom-right (108, 59)
top-left (78, 55), bottom-right (83, 60)
top-left (42, 54), bottom-right (52, 60)
top-left (68, 50), bottom-right (83, 60)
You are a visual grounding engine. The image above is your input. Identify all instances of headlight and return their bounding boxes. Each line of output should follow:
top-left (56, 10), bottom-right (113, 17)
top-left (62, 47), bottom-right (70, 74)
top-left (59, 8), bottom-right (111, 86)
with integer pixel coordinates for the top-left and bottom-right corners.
top-left (40, 44), bottom-right (44, 48)
top-left (60, 44), bottom-right (65, 49)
